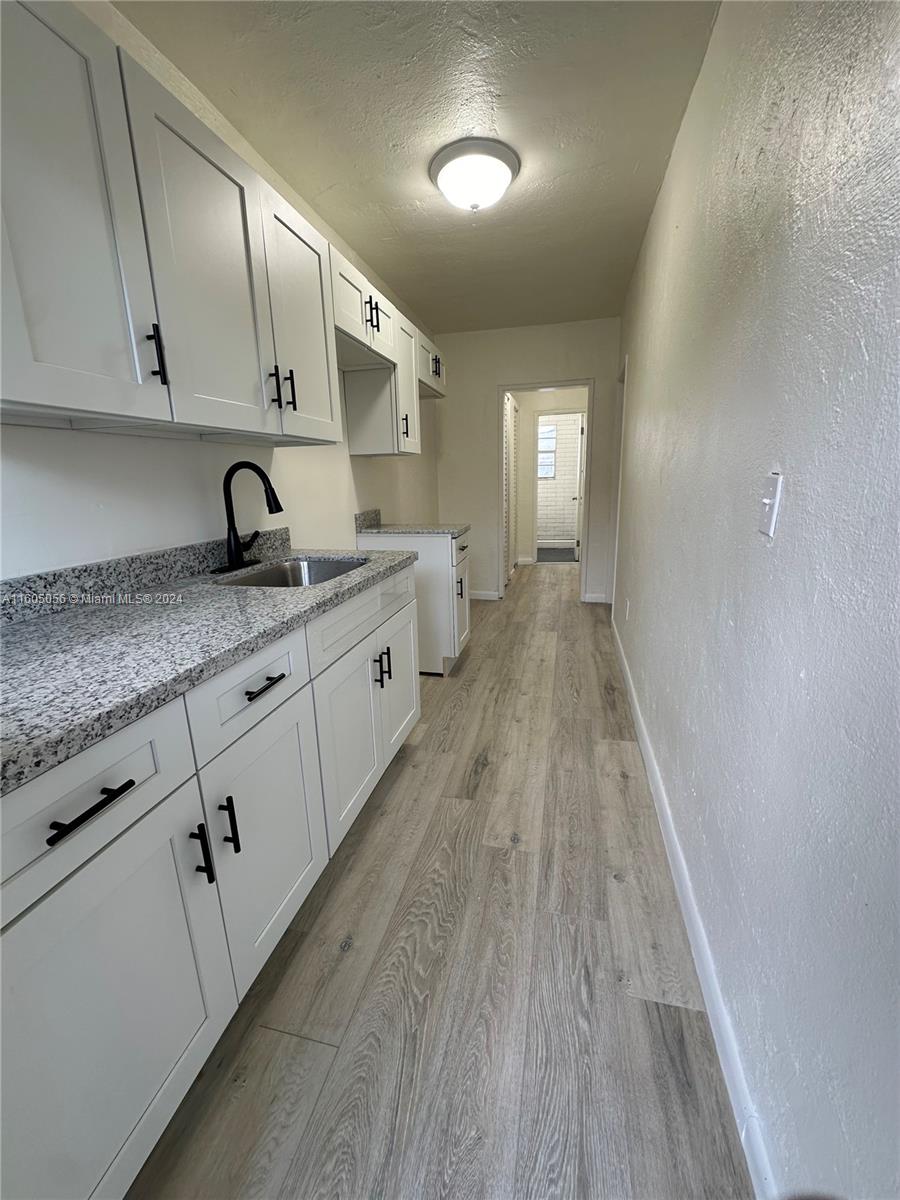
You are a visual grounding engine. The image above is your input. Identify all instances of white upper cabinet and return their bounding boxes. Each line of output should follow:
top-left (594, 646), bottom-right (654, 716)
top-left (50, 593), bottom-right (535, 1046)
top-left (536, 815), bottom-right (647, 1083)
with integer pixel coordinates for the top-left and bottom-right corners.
top-left (121, 55), bottom-right (278, 437)
top-left (396, 315), bottom-right (422, 454)
top-left (0, 2), bottom-right (169, 421)
top-left (329, 246), bottom-right (398, 365)
top-left (417, 330), bottom-right (447, 397)
top-left (260, 183), bottom-right (342, 443)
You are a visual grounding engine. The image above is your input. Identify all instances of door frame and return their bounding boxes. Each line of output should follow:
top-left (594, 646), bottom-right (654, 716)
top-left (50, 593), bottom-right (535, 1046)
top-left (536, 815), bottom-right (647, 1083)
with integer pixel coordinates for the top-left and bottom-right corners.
top-left (529, 405), bottom-right (587, 563)
top-left (495, 377), bottom-right (596, 601)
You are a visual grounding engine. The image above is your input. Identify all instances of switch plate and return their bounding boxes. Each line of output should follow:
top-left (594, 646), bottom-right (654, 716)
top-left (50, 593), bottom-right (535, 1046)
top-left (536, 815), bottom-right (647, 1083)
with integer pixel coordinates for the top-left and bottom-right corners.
top-left (758, 472), bottom-right (783, 538)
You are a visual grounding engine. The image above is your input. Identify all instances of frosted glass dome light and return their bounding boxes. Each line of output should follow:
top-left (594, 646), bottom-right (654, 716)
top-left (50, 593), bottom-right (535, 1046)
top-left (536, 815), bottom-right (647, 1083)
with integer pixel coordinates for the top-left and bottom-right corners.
top-left (429, 138), bottom-right (520, 212)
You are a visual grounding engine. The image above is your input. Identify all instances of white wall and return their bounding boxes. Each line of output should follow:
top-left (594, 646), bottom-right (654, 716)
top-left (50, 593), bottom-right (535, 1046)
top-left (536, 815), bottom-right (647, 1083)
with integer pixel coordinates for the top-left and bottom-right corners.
top-left (436, 320), bottom-right (619, 598)
top-left (0, 3), bottom-right (439, 579)
top-left (613, 4), bottom-right (900, 1197)
top-left (511, 389), bottom-right (588, 560)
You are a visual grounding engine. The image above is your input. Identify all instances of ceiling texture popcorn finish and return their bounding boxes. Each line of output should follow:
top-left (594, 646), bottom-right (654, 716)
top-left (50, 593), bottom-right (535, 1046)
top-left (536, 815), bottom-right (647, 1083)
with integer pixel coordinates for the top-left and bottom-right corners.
top-left (113, 0), bottom-right (718, 333)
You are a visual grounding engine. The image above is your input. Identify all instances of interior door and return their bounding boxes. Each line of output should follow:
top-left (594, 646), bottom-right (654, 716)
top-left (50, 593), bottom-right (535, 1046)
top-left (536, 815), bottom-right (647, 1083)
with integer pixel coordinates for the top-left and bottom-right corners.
top-left (1, 2), bottom-right (167, 420)
top-left (396, 317), bottom-right (421, 454)
top-left (0, 779), bottom-right (236, 1200)
top-left (121, 55), bottom-right (278, 436)
top-left (313, 633), bottom-right (384, 854)
top-left (261, 183), bottom-right (342, 443)
top-left (377, 603), bottom-right (420, 762)
top-left (199, 686), bottom-right (327, 998)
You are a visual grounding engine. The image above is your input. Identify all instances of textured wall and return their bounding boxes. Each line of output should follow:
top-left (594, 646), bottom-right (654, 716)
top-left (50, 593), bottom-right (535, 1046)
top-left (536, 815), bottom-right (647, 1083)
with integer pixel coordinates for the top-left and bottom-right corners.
top-left (437, 321), bottom-right (619, 597)
top-left (614, 3), bottom-right (900, 1196)
top-left (536, 412), bottom-right (582, 544)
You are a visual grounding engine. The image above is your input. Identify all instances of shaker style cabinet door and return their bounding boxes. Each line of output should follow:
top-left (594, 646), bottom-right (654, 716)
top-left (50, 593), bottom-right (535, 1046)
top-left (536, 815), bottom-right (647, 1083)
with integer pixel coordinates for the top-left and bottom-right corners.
top-left (260, 183), bottom-right (342, 443)
top-left (454, 557), bottom-right (471, 655)
top-left (0, 2), bottom-right (169, 420)
top-left (396, 316), bottom-right (422, 454)
top-left (0, 779), bottom-right (236, 1200)
top-left (376, 602), bottom-right (421, 763)
top-left (313, 632), bottom-right (384, 854)
top-left (198, 685), bottom-right (328, 999)
top-left (121, 55), bottom-right (279, 436)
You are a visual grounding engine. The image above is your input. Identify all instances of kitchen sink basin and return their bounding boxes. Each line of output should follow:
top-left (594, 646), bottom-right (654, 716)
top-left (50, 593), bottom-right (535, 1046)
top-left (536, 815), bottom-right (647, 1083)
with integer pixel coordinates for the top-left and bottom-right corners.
top-left (216, 557), bottom-right (366, 588)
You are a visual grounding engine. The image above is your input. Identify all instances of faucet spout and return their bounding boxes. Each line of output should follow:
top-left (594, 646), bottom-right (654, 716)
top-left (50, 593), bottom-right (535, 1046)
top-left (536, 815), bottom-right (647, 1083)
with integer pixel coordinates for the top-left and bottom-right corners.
top-left (218, 461), bottom-right (284, 573)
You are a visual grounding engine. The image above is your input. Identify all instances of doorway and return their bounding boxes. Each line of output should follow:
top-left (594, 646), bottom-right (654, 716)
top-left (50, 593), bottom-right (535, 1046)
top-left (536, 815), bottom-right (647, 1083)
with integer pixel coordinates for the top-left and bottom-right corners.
top-left (497, 381), bottom-right (593, 598)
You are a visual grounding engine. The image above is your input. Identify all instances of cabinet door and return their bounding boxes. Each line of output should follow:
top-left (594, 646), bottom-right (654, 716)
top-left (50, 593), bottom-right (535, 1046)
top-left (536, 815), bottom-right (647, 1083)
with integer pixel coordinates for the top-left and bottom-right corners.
top-left (330, 246), bottom-right (371, 346)
top-left (369, 288), bottom-right (397, 364)
top-left (396, 316), bottom-right (422, 454)
top-left (199, 686), bottom-right (327, 998)
top-left (313, 632), bottom-right (383, 854)
top-left (1, 3), bottom-right (167, 421)
top-left (261, 183), bottom-right (342, 443)
top-left (0, 779), bottom-right (236, 1200)
top-left (454, 557), bottom-right (471, 655)
top-left (377, 602), bottom-right (421, 763)
top-left (121, 56), bottom-right (279, 436)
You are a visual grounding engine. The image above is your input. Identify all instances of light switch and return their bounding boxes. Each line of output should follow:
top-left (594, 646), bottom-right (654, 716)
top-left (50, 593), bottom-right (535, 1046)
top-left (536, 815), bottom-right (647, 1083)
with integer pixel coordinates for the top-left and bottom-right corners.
top-left (758, 472), bottom-right (783, 538)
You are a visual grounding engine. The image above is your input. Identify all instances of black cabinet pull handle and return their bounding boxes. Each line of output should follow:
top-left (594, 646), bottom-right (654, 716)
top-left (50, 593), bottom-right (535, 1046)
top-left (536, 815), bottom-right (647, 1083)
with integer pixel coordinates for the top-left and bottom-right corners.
top-left (372, 300), bottom-right (381, 333)
top-left (373, 655), bottom-right (386, 688)
top-left (402, 413), bottom-right (409, 438)
top-left (459, 543), bottom-right (468, 553)
top-left (46, 778), bottom-right (137, 847)
top-left (218, 795), bottom-right (242, 854)
top-left (364, 296), bottom-right (375, 329)
top-left (383, 645), bottom-right (393, 681)
top-left (146, 323), bottom-right (169, 386)
top-left (190, 822), bottom-right (216, 883)
top-left (269, 364), bottom-right (283, 408)
top-left (432, 353), bottom-right (441, 378)
top-left (283, 368), bottom-right (298, 412)
top-left (457, 578), bottom-right (464, 598)
top-left (245, 672), bottom-right (286, 703)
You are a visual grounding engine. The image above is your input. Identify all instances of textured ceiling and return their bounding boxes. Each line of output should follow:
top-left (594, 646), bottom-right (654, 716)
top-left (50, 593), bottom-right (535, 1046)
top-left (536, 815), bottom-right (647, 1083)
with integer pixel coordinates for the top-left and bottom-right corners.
top-left (114, 1), bottom-right (717, 333)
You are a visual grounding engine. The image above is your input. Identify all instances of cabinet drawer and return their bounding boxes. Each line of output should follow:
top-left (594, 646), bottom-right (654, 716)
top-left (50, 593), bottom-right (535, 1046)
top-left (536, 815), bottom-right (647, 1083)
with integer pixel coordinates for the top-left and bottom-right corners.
top-left (184, 627), bottom-right (310, 767)
top-left (451, 535), bottom-right (470, 566)
top-left (1, 699), bottom-right (194, 924)
top-left (306, 568), bottom-right (415, 677)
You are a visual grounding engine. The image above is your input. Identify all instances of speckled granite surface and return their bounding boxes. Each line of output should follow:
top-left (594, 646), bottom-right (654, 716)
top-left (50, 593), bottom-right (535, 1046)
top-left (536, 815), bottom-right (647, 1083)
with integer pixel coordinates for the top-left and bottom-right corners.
top-left (1, 546), bottom-right (416, 795)
top-left (1, 527), bottom-right (292, 624)
top-left (355, 508), bottom-right (471, 538)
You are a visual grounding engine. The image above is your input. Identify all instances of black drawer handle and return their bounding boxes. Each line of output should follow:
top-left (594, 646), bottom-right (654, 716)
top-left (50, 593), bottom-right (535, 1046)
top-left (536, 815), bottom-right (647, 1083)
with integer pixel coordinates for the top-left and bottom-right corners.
top-left (373, 655), bottom-right (386, 689)
top-left (190, 822), bottom-right (216, 883)
top-left (269, 363), bottom-right (283, 408)
top-left (245, 672), bottom-right (286, 703)
top-left (383, 645), bottom-right (393, 681)
top-left (218, 795), bottom-right (242, 854)
top-left (46, 778), bottom-right (137, 847)
top-left (146, 323), bottom-right (169, 386)
top-left (283, 368), bottom-right (298, 412)
top-left (458, 543), bottom-right (468, 553)
top-left (457, 578), bottom-right (464, 598)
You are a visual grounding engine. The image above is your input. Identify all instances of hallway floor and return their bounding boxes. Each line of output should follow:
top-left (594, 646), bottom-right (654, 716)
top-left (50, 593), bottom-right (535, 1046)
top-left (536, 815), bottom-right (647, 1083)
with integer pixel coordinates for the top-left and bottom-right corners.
top-left (129, 566), bottom-right (751, 1200)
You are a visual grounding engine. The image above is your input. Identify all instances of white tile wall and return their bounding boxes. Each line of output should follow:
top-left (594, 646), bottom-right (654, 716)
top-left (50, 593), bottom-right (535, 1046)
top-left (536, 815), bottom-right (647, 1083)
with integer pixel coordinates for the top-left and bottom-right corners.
top-left (537, 412), bottom-right (582, 544)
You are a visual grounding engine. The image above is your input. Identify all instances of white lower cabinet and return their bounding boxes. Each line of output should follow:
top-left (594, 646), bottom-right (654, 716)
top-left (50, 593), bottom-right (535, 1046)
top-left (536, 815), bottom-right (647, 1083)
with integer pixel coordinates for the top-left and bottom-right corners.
top-left (377, 602), bottom-right (421, 760)
top-left (313, 631), bottom-right (384, 854)
top-left (454, 555), bottom-right (471, 656)
top-left (313, 598), bottom-right (420, 853)
top-left (198, 685), bottom-right (327, 998)
top-left (0, 778), bottom-right (237, 1200)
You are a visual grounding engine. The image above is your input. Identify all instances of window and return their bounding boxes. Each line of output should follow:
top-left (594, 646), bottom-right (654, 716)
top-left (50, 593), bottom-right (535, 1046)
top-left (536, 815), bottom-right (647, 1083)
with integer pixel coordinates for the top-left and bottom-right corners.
top-left (537, 423), bottom-right (557, 478)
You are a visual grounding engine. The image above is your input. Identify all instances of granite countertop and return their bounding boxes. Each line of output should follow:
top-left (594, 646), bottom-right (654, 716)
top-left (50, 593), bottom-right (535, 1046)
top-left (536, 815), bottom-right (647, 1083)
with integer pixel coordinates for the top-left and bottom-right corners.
top-left (1, 547), bottom-right (416, 795)
top-left (359, 523), bottom-right (472, 538)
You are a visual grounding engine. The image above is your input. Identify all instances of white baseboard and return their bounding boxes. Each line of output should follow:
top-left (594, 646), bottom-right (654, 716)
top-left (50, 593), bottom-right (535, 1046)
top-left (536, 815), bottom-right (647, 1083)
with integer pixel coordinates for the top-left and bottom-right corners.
top-left (516, 556), bottom-right (536, 566)
top-left (582, 591), bottom-right (608, 603)
top-left (470, 590), bottom-right (499, 601)
top-left (611, 619), bottom-right (776, 1200)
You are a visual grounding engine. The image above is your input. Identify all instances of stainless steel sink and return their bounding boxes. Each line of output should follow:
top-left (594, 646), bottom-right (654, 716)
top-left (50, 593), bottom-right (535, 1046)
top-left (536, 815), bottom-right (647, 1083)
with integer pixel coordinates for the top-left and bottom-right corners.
top-left (216, 557), bottom-right (365, 588)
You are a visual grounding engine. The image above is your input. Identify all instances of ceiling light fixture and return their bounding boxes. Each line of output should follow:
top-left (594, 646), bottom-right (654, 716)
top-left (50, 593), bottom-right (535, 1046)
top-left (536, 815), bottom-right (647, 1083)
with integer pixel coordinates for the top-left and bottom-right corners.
top-left (429, 138), bottom-right (521, 212)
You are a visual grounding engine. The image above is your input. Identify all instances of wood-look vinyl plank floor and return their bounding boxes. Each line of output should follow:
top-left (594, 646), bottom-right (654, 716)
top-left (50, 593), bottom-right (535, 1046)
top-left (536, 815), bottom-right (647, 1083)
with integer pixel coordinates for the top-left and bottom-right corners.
top-left (128, 565), bottom-right (750, 1200)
